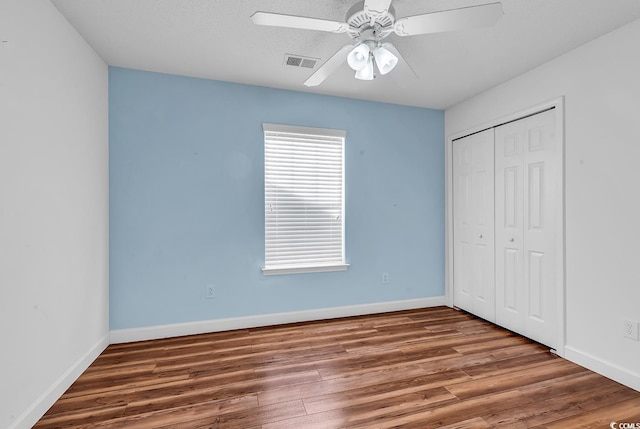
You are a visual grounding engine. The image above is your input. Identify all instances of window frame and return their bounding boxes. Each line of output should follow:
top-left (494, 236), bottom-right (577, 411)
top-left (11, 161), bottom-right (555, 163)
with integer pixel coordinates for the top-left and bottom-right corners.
top-left (262, 123), bottom-right (348, 276)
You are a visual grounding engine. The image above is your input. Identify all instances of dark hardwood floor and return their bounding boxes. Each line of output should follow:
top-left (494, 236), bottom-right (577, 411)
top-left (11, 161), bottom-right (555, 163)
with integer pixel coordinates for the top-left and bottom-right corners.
top-left (35, 307), bottom-right (640, 428)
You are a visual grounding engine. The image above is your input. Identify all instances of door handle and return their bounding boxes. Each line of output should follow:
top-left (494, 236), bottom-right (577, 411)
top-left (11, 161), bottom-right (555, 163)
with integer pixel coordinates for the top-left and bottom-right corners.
top-left (509, 238), bottom-right (515, 242)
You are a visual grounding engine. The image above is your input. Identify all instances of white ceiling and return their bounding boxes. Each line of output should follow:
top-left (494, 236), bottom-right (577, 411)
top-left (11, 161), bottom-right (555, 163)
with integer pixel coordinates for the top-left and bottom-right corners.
top-left (51, 0), bottom-right (640, 109)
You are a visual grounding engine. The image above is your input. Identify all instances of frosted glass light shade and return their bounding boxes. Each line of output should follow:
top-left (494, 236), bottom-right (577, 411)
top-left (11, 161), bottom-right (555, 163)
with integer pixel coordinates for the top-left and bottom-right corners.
top-left (373, 45), bottom-right (398, 75)
top-left (347, 44), bottom-right (370, 71)
top-left (354, 58), bottom-right (374, 80)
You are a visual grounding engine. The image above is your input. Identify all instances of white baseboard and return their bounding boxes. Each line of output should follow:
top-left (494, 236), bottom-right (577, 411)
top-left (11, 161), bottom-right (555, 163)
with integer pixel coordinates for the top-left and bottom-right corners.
top-left (110, 296), bottom-right (447, 344)
top-left (564, 345), bottom-right (640, 391)
top-left (9, 333), bottom-right (109, 429)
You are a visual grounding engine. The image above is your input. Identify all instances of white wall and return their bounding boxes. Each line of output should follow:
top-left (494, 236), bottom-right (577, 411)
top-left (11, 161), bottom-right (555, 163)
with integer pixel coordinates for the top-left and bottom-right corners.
top-left (0, 1), bottom-right (109, 428)
top-left (446, 18), bottom-right (640, 390)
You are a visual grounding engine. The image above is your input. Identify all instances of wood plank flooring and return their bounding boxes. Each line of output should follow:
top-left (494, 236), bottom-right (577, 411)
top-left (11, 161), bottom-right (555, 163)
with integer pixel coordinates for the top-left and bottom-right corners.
top-left (35, 307), bottom-right (640, 428)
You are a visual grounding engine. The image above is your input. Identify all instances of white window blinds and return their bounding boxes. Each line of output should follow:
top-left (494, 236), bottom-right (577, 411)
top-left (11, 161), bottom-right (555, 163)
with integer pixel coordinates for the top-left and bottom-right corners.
top-left (263, 123), bottom-right (348, 275)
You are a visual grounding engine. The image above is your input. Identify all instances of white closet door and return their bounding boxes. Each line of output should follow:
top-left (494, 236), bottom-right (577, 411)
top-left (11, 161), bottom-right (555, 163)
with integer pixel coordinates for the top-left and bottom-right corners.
top-left (453, 129), bottom-right (495, 322)
top-left (495, 109), bottom-right (557, 347)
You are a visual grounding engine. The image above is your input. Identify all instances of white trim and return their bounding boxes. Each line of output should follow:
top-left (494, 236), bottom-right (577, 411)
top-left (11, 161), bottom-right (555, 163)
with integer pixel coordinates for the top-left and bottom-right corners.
top-left (263, 123), bottom-right (346, 138)
top-left (110, 296), bottom-right (447, 344)
top-left (262, 263), bottom-right (349, 275)
top-left (445, 97), bottom-right (566, 356)
top-left (8, 334), bottom-right (109, 429)
top-left (554, 98), bottom-right (567, 357)
top-left (564, 346), bottom-right (640, 392)
top-left (444, 119), bottom-right (454, 309)
top-left (447, 97), bottom-right (562, 141)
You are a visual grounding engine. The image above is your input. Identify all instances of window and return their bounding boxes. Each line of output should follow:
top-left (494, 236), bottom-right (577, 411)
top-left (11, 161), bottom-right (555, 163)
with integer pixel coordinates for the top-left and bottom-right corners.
top-left (262, 123), bottom-right (348, 275)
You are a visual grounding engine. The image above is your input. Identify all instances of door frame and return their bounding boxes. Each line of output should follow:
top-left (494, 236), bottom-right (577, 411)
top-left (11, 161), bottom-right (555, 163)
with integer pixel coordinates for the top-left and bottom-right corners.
top-left (445, 96), bottom-right (566, 356)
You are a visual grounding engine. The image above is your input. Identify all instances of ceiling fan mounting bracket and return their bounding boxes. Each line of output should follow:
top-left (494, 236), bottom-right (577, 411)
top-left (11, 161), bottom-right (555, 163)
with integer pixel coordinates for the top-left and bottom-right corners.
top-left (346, 1), bottom-right (395, 41)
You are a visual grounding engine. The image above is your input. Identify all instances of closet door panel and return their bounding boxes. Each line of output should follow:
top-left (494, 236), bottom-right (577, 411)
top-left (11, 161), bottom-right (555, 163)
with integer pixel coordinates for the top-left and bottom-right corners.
top-left (471, 130), bottom-right (495, 321)
top-left (522, 109), bottom-right (557, 347)
top-left (453, 129), bottom-right (495, 322)
top-left (453, 138), bottom-right (474, 312)
top-left (495, 109), bottom-right (557, 348)
top-left (495, 126), bottom-right (525, 333)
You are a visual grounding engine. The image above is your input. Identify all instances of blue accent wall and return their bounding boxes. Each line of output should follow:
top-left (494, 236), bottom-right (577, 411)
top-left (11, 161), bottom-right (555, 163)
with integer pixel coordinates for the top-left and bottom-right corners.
top-left (109, 67), bottom-right (444, 330)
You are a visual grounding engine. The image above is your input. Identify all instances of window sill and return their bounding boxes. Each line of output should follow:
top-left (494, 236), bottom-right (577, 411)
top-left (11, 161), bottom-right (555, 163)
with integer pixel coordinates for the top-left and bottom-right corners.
top-left (262, 264), bottom-right (349, 276)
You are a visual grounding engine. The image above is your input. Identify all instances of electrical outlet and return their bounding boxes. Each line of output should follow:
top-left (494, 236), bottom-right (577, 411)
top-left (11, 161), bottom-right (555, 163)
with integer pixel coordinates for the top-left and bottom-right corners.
top-left (623, 319), bottom-right (639, 341)
top-left (205, 285), bottom-right (215, 299)
top-left (382, 272), bottom-right (389, 284)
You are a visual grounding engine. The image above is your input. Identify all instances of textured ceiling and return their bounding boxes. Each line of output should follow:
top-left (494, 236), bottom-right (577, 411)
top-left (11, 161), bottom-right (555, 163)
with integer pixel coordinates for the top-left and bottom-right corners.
top-left (51, 0), bottom-right (640, 109)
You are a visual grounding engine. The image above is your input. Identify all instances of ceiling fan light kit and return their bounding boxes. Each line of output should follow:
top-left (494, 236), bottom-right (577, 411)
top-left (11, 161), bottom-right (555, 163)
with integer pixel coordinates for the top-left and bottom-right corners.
top-left (347, 43), bottom-right (371, 71)
top-left (373, 44), bottom-right (398, 75)
top-left (251, 0), bottom-right (503, 87)
top-left (354, 57), bottom-right (375, 80)
top-left (347, 41), bottom-right (398, 80)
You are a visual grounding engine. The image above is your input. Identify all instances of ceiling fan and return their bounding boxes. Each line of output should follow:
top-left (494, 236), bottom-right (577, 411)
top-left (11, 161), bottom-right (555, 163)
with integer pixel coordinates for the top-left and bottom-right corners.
top-left (251, 0), bottom-right (503, 87)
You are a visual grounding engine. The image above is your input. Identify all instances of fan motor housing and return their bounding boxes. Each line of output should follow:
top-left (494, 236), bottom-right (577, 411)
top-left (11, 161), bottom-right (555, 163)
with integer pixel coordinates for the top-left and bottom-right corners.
top-left (346, 1), bottom-right (396, 40)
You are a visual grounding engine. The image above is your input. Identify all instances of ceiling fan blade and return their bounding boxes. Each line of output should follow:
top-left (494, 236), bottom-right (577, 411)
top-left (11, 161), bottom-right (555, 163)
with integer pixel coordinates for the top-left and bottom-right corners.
top-left (364, 0), bottom-right (393, 16)
top-left (251, 12), bottom-right (347, 33)
top-left (384, 43), bottom-right (419, 79)
top-left (394, 2), bottom-right (503, 36)
top-left (304, 45), bottom-right (353, 87)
